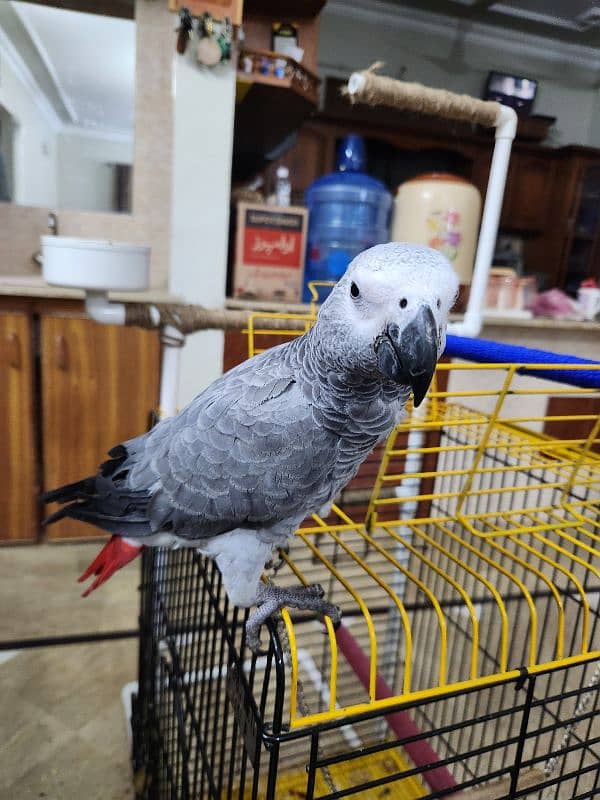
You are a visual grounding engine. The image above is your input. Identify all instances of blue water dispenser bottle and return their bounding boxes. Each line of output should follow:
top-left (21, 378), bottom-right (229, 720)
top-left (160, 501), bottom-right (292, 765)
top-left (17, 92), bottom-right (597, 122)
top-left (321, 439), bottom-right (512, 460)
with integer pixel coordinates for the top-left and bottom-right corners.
top-left (303, 135), bottom-right (391, 302)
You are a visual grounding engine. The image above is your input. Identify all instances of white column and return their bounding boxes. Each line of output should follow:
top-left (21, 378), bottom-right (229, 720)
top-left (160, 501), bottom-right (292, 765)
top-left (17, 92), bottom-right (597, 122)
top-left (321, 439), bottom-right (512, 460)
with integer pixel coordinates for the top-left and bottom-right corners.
top-left (169, 54), bottom-right (236, 408)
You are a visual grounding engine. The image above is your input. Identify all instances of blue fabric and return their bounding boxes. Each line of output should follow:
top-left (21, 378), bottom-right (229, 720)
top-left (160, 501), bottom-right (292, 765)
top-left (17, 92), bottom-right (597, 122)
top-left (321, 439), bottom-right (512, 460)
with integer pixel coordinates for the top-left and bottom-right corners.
top-left (444, 334), bottom-right (600, 389)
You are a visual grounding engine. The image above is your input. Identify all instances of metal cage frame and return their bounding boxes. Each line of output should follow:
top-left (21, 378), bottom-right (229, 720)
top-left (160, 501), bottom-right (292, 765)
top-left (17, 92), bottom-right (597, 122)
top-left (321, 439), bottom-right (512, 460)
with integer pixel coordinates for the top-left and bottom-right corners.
top-left (131, 308), bottom-right (600, 800)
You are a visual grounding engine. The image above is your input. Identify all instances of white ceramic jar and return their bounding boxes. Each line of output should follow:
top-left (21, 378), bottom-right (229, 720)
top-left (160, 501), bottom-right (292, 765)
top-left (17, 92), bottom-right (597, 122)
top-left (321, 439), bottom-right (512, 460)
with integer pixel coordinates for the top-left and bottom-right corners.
top-left (391, 172), bottom-right (481, 285)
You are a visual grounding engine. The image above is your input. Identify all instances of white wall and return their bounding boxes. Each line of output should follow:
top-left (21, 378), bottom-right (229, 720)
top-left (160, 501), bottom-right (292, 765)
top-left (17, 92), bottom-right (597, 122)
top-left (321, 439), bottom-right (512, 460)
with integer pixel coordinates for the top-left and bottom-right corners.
top-left (56, 129), bottom-right (133, 212)
top-left (0, 32), bottom-right (134, 213)
top-left (0, 35), bottom-right (57, 206)
top-left (319, 2), bottom-right (600, 147)
top-left (169, 56), bottom-right (236, 406)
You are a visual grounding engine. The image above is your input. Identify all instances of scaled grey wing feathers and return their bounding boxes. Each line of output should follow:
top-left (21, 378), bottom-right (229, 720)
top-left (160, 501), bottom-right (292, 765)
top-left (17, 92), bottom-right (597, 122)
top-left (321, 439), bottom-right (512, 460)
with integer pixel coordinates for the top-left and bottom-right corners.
top-left (127, 341), bottom-right (336, 542)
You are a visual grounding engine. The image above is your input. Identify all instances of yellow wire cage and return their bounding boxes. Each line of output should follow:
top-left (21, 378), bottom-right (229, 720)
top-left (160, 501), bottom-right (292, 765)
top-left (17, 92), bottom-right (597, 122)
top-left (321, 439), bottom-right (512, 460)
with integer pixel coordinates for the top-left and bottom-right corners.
top-left (132, 292), bottom-right (599, 800)
top-left (236, 296), bottom-right (600, 798)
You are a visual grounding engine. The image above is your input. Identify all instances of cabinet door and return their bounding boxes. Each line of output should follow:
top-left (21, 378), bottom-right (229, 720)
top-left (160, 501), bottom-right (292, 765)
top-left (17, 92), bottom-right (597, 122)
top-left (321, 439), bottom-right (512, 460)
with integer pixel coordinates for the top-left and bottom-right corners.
top-left (501, 153), bottom-right (553, 232)
top-left (562, 164), bottom-right (600, 293)
top-left (41, 315), bottom-right (160, 540)
top-left (0, 312), bottom-right (38, 541)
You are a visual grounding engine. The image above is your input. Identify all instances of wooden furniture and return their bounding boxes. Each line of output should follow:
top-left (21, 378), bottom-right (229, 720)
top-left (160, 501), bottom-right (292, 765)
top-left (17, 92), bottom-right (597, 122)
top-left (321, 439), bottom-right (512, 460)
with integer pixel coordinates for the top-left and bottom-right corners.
top-left (0, 297), bottom-right (160, 543)
top-left (258, 81), bottom-right (600, 293)
top-left (0, 312), bottom-right (38, 541)
top-left (550, 148), bottom-right (600, 293)
top-left (499, 150), bottom-right (555, 233)
top-left (232, 4), bottom-right (322, 182)
top-left (41, 311), bottom-right (160, 540)
top-left (545, 396), bottom-right (600, 455)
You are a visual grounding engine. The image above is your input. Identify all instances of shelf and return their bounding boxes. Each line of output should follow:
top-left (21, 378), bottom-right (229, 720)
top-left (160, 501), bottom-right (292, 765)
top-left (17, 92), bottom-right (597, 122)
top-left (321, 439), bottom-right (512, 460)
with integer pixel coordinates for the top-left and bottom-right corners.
top-left (233, 48), bottom-right (320, 182)
top-left (236, 71), bottom-right (317, 105)
top-left (237, 48), bottom-right (319, 104)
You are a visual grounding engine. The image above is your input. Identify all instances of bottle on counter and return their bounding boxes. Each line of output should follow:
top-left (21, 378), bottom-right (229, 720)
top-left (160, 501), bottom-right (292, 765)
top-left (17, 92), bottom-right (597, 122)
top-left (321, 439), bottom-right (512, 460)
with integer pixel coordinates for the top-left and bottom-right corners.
top-left (303, 135), bottom-right (391, 302)
top-left (275, 166), bottom-right (291, 207)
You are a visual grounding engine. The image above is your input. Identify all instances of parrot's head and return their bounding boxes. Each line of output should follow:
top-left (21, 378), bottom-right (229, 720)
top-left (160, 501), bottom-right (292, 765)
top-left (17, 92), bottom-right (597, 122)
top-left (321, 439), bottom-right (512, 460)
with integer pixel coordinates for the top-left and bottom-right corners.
top-left (315, 242), bottom-right (459, 407)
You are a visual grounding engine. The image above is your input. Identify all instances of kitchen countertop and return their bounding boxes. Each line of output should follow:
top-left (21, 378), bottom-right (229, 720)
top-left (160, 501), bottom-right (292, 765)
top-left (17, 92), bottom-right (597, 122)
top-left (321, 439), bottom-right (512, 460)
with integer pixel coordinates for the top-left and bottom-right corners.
top-left (1, 276), bottom-right (599, 333)
top-left (472, 314), bottom-right (600, 332)
top-left (0, 274), bottom-right (181, 304)
top-left (225, 297), bottom-right (600, 333)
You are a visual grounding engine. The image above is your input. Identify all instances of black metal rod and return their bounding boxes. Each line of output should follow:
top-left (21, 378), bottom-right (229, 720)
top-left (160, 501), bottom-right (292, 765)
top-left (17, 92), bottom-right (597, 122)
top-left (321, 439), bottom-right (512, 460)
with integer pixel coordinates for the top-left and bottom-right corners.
top-left (508, 673), bottom-right (536, 799)
top-left (0, 628), bottom-right (139, 651)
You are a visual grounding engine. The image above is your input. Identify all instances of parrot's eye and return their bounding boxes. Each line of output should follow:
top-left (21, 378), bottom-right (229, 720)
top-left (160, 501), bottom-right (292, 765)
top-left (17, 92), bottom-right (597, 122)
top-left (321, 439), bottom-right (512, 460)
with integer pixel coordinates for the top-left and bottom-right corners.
top-left (437, 298), bottom-right (441, 309)
top-left (399, 297), bottom-right (408, 309)
top-left (350, 282), bottom-right (360, 298)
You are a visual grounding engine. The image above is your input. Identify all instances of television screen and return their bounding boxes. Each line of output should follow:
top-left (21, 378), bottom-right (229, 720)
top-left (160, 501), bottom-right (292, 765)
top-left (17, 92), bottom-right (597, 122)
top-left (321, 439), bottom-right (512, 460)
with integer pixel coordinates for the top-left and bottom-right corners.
top-left (484, 71), bottom-right (538, 115)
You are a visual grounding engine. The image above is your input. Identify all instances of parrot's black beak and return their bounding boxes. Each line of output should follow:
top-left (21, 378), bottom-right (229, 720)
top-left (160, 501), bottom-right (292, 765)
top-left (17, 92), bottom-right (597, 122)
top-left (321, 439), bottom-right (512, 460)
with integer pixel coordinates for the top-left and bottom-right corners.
top-left (375, 305), bottom-right (438, 407)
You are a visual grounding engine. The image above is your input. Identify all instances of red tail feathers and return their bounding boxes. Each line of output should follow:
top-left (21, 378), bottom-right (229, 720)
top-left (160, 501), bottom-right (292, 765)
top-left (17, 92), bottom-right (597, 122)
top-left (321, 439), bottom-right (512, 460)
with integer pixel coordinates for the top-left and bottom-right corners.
top-left (78, 536), bottom-right (144, 597)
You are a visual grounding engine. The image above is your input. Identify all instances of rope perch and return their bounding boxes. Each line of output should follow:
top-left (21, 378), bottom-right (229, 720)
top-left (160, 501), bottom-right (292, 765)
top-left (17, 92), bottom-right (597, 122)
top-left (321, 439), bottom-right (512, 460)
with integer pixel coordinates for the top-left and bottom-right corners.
top-left (124, 302), bottom-right (309, 336)
top-left (344, 63), bottom-right (501, 128)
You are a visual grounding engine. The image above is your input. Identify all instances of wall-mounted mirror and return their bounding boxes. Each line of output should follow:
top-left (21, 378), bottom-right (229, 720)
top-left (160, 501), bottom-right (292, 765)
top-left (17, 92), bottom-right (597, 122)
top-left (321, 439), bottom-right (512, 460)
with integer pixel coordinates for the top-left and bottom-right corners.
top-left (0, 1), bottom-right (135, 213)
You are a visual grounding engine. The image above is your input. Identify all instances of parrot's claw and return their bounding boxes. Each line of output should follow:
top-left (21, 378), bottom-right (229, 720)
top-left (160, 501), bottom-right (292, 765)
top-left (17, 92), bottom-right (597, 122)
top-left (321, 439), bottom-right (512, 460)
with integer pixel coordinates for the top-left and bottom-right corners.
top-left (245, 583), bottom-right (341, 655)
top-left (78, 536), bottom-right (144, 597)
top-left (264, 544), bottom-right (290, 575)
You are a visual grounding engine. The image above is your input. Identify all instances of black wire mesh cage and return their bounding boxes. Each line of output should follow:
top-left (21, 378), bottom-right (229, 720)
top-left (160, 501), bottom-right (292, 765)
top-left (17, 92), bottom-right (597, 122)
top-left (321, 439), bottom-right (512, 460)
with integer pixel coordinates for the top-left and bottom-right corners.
top-left (131, 313), bottom-right (600, 800)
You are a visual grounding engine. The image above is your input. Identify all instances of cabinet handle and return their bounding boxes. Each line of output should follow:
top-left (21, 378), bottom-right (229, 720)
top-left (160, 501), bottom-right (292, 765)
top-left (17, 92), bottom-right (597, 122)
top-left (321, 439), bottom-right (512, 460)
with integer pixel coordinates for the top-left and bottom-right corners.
top-left (6, 332), bottom-right (21, 369)
top-left (54, 335), bottom-right (69, 370)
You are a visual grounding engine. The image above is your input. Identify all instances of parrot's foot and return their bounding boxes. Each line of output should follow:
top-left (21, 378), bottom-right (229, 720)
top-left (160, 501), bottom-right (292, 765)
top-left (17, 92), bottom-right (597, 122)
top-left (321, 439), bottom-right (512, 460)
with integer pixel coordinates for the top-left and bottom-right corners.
top-left (245, 583), bottom-right (341, 654)
top-left (78, 536), bottom-right (144, 597)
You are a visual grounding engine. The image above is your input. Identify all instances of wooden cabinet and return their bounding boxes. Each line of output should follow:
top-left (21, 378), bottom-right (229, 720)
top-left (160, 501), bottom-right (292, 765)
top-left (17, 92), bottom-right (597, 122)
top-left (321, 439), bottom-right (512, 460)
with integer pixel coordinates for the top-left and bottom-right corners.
top-left (500, 151), bottom-right (554, 232)
top-left (253, 105), bottom-right (600, 294)
top-left (41, 313), bottom-right (160, 540)
top-left (0, 312), bottom-right (38, 541)
top-left (0, 298), bottom-right (160, 543)
top-left (525, 147), bottom-right (600, 291)
top-left (559, 160), bottom-right (600, 293)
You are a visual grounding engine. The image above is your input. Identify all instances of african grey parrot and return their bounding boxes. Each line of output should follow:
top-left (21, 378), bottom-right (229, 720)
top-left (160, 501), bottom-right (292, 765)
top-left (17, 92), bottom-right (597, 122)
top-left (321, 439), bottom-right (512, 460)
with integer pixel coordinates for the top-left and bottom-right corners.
top-left (43, 243), bottom-right (458, 651)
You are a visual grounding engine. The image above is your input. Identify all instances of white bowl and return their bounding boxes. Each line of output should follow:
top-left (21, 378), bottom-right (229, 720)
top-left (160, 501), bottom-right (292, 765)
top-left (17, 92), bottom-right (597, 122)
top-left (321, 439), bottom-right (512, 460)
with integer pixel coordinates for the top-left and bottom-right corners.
top-left (42, 236), bottom-right (150, 291)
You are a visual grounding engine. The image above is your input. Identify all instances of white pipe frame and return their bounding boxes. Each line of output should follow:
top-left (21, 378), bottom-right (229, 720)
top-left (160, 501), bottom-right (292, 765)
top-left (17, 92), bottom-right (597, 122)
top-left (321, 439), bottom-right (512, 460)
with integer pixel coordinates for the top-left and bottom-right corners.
top-left (347, 73), bottom-right (518, 339)
top-left (449, 104), bottom-right (517, 337)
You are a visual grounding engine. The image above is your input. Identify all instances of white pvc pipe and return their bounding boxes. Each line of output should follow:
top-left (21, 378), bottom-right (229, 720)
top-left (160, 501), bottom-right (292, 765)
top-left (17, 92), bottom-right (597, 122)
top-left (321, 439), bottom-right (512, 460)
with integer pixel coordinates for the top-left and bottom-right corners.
top-left (448, 104), bottom-right (517, 338)
top-left (159, 326), bottom-right (183, 418)
top-left (85, 290), bottom-right (127, 326)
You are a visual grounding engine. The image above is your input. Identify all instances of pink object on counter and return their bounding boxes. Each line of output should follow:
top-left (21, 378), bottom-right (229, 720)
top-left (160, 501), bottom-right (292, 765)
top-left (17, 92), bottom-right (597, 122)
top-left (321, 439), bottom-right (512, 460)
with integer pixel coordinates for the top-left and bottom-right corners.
top-left (531, 289), bottom-right (583, 320)
top-left (335, 624), bottom-right (458, 794)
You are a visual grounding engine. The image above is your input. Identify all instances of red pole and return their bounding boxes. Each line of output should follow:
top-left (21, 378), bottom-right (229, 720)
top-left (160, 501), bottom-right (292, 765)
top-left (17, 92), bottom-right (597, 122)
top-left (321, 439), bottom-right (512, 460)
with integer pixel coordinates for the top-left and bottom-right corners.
top-left (335, 625), bottom-right (458, 794)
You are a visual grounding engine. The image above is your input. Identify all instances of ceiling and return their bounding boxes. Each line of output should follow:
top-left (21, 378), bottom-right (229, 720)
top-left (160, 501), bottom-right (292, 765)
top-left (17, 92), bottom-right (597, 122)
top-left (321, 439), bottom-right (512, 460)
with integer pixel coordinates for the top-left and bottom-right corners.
top-left (455, 0), bottom-right (600, 31)
top-left (5, 1), bottom-right (135, 135)
top-left (391, 0), bottom-right (600, 44)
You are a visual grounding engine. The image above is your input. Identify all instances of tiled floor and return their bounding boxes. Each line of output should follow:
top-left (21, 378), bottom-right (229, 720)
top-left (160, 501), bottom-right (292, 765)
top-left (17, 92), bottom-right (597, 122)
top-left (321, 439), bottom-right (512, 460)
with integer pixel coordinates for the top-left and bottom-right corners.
top-left (0, 542), bottom-right (140, 799)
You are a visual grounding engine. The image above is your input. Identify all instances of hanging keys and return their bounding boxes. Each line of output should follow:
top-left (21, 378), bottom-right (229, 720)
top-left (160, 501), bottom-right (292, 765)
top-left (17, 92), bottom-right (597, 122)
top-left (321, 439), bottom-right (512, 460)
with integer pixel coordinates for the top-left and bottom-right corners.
top-left (175, 6), bottom-right (193, 55)
top-left (196, 12), bottom-right (223, 66)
